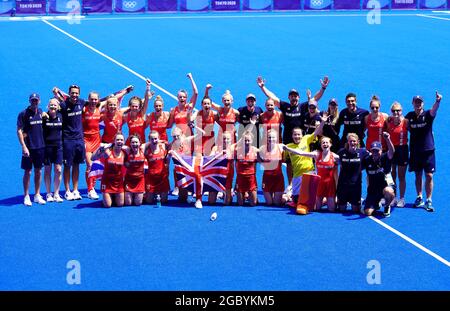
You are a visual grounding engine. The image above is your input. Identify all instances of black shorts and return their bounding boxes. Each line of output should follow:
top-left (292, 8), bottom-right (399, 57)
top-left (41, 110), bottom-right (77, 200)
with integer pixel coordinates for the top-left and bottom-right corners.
top-left (337, 183), bottom-right (362, 206)
top-left (364, 192), bottom-right (384, 210)
top-left (21, 148), bottom-right (45, 170)
top-left (409, 150), bottom-right (435, 173)
top-left (392, 145), bottom-right (409, 166)
top-left (63, 140), bottom-right (85, 166)
top-left (44, 145), bottom-right (63, 165)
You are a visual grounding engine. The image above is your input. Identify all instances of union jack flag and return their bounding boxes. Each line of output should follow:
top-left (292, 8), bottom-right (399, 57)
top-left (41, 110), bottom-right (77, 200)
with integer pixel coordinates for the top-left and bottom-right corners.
top-left (171, 151), bottom-right (228, 197)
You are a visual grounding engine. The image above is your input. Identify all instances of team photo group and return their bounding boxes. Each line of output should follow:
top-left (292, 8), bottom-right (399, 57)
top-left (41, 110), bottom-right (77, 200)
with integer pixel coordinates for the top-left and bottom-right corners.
top-left (17, 73), bottom-right (442, 217)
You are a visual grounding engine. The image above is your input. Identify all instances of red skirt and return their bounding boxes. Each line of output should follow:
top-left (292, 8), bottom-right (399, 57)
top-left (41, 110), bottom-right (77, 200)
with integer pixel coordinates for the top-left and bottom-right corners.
top-left (236, 174), bottom-right (257, 193)
top-left (101, 175), bottom-right (124, 194)
top-left (262, 172), bottom-right (285, 193)
top-left (145, 172), bottom-right (170, 193)
top-left (317, 177), bottom-right (336, 198)
top-left (84, 133), bottom-right (101, 153)
top-left (124, 175), bottom-right (145, 193)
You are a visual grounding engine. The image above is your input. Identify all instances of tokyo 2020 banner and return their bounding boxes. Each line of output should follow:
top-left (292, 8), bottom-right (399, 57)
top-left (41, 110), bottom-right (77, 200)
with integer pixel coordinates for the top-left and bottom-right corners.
top-left (211, 0), bottom-right (240, 10)
top-left (391, 0), bottom-right (417, 8)
top-left (304, 0), bottom-right (332, 10)
top-left (15, 0), bottom-right (46, 14)
top-left (115, 0), bottom-right (146, 12)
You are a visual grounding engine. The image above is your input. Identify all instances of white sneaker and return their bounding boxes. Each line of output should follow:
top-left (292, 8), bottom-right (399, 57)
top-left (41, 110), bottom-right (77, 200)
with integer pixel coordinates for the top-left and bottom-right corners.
top-left (217, 192), bottom-right (224, 200)
top-left (203, 191), bottom-right (209, 196)
top-left (87, 189), bottom-right (99, 200)
top-left (53, 193), bottom-right (64, 203)
top-left (171, 187), bottom-right (179, 196)
top-left (195, 200), bottom-right (203, 209)
top-left (33, 194), bottom-right (46, 205)
top-left (391, 197), bottom-right (397, 207)
top-left (73, 190), bottom-right (82, 200)
top-left (65, 190), bottom-right (74, 201)
top-left (46, 193), bottom-right (54, 202)
top-left (397, 198), bottom-right (405, 208)
top-left (24, 195), bottom-right (32, 206)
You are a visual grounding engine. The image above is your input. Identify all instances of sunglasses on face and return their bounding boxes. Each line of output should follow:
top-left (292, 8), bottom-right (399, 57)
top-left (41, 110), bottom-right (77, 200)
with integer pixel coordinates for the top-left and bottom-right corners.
top-left (392, 109), bottom-right (402, 113)
top-left (370, 106), bottom-right (379, 110)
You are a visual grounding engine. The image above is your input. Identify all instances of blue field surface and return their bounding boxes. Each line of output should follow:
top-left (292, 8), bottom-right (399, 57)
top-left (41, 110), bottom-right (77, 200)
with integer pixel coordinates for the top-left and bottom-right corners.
top-left (0, 10), bottom-right (449, 290)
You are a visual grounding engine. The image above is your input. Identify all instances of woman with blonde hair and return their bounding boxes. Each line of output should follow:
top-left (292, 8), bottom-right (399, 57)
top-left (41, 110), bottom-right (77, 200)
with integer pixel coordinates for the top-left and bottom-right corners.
top-left (386, 101), bottom-right (409, 207)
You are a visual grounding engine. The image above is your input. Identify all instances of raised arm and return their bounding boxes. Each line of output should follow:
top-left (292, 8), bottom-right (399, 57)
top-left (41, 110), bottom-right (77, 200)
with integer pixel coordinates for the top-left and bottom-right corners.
top-left (142, 79), bottom-right (154, 117)
top-left (257, 76), bottom-right (280, 108)
top-left (383, 132), bottom-right (395, 160)
top-left (313, 109), bottom-right (327, 138)
top-left (430, 91), bottom-right (442, 117)
top-left (204, 84), bottom-right (221, 111)
top-left (312, 76), bottom-right (329, 102)
top-left (52, 87), bottom-right (67, 102)
top-left (281, 144), bottom-right (318, 158)
top-left (187, 73), bottom-right (198, 108)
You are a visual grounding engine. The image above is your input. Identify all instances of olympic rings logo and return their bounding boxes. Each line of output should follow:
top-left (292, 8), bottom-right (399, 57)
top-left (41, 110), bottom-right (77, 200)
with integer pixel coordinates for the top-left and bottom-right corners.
top-left (311, 0), bottom-right (324, 6)
top-left (123, 1), bottom-right (137, 9)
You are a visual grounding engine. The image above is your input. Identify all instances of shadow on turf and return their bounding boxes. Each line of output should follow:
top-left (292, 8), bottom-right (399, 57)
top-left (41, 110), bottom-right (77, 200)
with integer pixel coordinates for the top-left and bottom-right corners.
top-left (0, 195), bottom-right (24, 206)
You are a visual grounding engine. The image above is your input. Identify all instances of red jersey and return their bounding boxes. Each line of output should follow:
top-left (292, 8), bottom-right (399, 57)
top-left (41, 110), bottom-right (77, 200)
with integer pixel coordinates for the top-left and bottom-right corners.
top-left (124, 149), bottom-right (145, 193)
top-left (82, 107), bottom-right (101, 136)
top-left (217, 108), bottom-right (237, 135)
top-left (145, 145), bottom-right (167, 176)
top-left (235, 147), bottom-right (258, 176)
top-left (101, 150), bottom-right (125, 193)
top-left (82, 107), bottom-right (101, 153)
top-left (101, 111), bottom-right (123, 143)
top-left (316, 151), bottom-right (337, 198)
top-left (147, 111), bottom-right (169, 141)
top-left (260, 111), bottom-right (283, 131)
top-left (125, 114), bottom-right (147, 144)
top-left (196, 110), bottom-right (216, 154)
top-left (260, 145), bottom-right (283, 175)
top-left (387, 117), bottom-right (408, 146)
top-left (172, 105), bottom-right (191, 135)
top-left (366, 114), bottom-right (386, 150)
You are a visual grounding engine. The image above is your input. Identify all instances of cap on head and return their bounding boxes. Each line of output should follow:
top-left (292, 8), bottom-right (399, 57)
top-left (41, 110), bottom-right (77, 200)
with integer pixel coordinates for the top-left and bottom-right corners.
top-left (246, 93), bottom-right (256, 101)
top-left (288, 89), bottom-right (299, 96)
top-left (308, 100), bottom-right (318, 107)
top-left (412, 95), bottom-right (424, 103)
top-left (329, 98), bottom-right (338, 105)
top-left (29, 93), bottom-right (40, 101)
top-left (370, 141), bottom-right (382, 151)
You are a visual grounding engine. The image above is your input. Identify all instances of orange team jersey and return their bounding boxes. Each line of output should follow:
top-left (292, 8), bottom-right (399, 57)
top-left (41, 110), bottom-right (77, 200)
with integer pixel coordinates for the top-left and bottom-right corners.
top-left (366, 114), bottom-right (386, 150)
top-left (147, 111), bottom-right (169, 142)
top-left (387, 117), bottom-right (408, 146)
top-left (235, 147), bottom-right (258, 176)
top-left (217, 108), bottom-right (237, 137)
top-left (125, 114), bottom-right (147, 145)
top-left (316, 152), bottom-right (337, 198)
top-left (260, 111), bottom-right (283, 141)
top-left (124, 149), bottom-right (146, 193)
top-left (172, 105), bottom-right (192, 135)
top-left (101, 150), bottom-right (125, 193)
top-left (260, 145), bottom-right (283, 175)
top-left (82, 106), bottom-right (101, 153)
top-left (145, 144), bottom-right (168, 176)
top-left (101, 111), bottom-right (123, 143)
top-left (196, 110), bottom-right (216, 154)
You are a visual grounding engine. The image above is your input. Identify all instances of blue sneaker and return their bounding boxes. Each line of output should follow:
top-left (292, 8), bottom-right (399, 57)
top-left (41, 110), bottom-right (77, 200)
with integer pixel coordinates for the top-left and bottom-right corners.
top-left (424, 199), bottom-right (434, 212)
top-left (414, 196), bottom-right (424, 208)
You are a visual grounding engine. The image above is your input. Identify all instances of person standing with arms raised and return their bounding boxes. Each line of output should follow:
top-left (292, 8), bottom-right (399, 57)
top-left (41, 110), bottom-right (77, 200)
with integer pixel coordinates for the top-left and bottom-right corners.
top-left (406, 92), bottom-right (442, 212)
